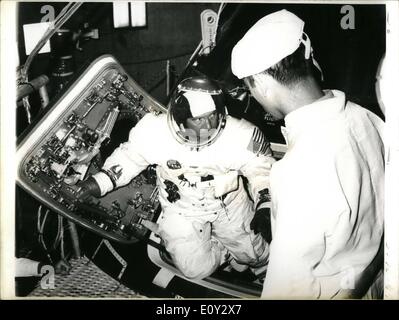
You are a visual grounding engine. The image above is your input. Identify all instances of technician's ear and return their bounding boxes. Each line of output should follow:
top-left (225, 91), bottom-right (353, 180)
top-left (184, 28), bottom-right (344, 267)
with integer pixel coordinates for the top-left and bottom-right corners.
top-left (251, 74), bottom-right (271, 97)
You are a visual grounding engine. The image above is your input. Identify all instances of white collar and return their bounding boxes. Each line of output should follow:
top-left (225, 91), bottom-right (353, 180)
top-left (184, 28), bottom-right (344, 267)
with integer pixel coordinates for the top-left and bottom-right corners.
top-left (284, 90), bottom-right (346, 133)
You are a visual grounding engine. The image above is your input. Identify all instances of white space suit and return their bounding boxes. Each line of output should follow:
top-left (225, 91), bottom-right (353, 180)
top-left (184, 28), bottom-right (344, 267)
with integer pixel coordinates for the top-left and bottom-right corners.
top-left (92, 112), bottom-right (275, 279)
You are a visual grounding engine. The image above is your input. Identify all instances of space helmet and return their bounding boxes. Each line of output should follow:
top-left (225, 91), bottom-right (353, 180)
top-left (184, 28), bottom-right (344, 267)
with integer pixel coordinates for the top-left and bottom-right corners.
top-left (167, 76), bottom-right (227, 150)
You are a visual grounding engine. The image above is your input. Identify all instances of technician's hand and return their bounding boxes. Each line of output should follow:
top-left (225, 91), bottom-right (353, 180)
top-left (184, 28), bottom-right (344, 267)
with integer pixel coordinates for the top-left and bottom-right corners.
top-left (250, 208), bottom-right (272, 243)
top-left (75, 176), bottom-right (101, 201)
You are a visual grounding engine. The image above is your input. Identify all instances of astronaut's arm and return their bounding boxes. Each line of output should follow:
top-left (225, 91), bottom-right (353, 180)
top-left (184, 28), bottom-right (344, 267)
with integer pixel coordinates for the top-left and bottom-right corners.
top-left (241, 152), bottom-right (275, 242)
top-left (239, 128), bottom-right (275, 242)
top-left (239, 128), bottom-right (275, 209)
top-left (81, 116), bottom-right (152, 198)
top-left (94, 139), bottom-right (150, 195)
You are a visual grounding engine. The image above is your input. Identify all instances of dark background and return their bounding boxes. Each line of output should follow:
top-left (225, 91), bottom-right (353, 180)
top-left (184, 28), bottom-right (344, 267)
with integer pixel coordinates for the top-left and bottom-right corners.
top-left (17, 3), bottom-right (386, 129)
top-left (15, 2), bottom-right (386, 297)
top-left (17, 2), bottom-right (219, 128)
top-left (197, 3), bottom-right (386, 128)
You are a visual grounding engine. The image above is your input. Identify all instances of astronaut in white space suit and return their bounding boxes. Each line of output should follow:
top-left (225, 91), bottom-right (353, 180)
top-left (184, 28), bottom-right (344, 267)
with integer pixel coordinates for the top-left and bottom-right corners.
top-left (77, 76), bottom-right (275, 279)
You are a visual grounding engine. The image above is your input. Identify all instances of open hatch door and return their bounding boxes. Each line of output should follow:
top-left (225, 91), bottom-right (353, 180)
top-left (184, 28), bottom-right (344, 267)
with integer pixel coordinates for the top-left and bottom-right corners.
top-left (17, 55), bottom-right (166, 244)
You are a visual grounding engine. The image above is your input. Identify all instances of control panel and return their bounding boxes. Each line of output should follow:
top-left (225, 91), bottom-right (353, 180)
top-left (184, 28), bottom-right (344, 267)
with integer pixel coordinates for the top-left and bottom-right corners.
top-left (17, 55), bottom-right (166, 244)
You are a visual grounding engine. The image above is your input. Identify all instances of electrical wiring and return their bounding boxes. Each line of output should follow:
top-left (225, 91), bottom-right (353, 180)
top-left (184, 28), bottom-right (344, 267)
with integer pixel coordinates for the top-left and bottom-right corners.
top-left (52, 214), bottom-right (62, 251)
top-left (37, 205), bottom-right (66, 264)
top-left (60, 217), bottom-right (65, 260)
top-left (214, 2), bottom-right (226, 43)
top-left (186, 41), bottom-right (203, 70)
top-left (37, 205), bottom-right (53, 264)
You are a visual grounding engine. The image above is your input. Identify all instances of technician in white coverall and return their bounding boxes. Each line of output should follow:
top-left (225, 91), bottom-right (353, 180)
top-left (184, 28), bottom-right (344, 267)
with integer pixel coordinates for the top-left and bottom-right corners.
top-left (231, 10), bottom-right (385, 298)
top-left (77, 76), bottom-right (275, 279)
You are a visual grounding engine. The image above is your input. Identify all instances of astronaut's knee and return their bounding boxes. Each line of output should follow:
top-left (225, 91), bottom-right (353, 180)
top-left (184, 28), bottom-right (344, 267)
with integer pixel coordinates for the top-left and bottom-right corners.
top-left (179, 265), bottom-right (210, 279)
top-left (178, 260), bottom-right (215, 280)
top-left (181, 268), bottom-right (208, 280)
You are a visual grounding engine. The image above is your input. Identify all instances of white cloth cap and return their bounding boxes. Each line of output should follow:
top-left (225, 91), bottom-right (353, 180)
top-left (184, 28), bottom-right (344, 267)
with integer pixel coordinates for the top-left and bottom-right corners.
top-left (183, 91), bottom-right (216, 118)
top-left (231, 9), bottom-right (311, 79)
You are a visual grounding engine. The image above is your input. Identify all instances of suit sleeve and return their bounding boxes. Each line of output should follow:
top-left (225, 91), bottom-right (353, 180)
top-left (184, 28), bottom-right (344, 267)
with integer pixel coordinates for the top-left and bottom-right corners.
top-left (92, 114), bottom-right (153, 195)
top-left (239, 126), bottom-right (276, 209)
